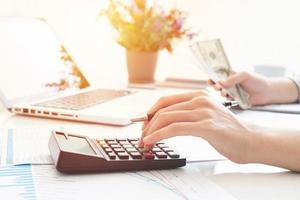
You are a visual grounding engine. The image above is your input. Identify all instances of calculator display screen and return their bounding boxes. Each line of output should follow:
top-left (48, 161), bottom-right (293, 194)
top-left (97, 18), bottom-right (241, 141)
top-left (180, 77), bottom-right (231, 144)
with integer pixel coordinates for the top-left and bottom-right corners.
top-left (68, 135), bottom-right (95, 155)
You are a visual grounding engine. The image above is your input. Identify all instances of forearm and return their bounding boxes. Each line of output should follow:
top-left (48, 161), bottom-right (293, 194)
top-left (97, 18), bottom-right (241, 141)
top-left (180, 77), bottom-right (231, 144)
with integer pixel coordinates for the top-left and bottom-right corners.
top-left (267, 78), bottom-right (299, 104)
top-left (247, 125), bottom-right (300, 172)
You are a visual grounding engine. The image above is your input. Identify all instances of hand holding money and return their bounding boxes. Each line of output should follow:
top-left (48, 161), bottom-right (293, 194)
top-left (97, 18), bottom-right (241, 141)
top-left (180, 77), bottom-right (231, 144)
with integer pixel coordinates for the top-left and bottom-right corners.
top-left (189, 39), bottom-right (252, 109)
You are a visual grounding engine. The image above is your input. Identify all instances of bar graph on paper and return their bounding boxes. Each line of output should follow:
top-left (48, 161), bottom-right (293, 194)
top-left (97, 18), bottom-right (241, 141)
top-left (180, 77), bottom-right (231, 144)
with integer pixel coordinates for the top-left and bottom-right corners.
top-left (0, 165), bottom-right (36, 200)
top-left (0, 129), bottom-right (37, 200)
top-left (0, 128), bottom-right (16, 165)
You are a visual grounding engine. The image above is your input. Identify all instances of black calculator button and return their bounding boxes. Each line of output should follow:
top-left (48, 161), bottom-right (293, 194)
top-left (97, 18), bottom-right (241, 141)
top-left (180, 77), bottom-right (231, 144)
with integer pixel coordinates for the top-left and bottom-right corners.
top-left (128, 150), bottom-right (139, 154)
top-left (155, 152), bottom-right (168, 159)
top-left (168, 152), bottom-right (179, 158)
top-left (114, 148), bottom-right (125, 152)
top-left (130, 140), bottom-right (139, 145)
top-left (157, 144), bottom-right (168, 148)
top-left (107, 141), bottom-right (118, 145)
top-left (143, 152), bottom-right (155, 159)
top-left (122, 144), bottom-right (133, 148)
top-left (120, 141), bottom-right (130, 145)
top-left (104, 147), bottom-right (113, 152)
top-left (108, 152), bottom-right (116, 160)
top-left (162, 147), bottom-right (173, 152)
top-left (130, 152), bottom-right (142, 159)
top-left (116, 139), bottom-right (127, 142)
top-left (126, 147), bottom-right (137, 152)
top-left (152, 147), bottom-right (161, 152)
top-left (110, 144), bottom-right (121, 148)
top-left (129, 140), bottom-right (139, 145)
top-left (117, 152), bottom-right (129, 159)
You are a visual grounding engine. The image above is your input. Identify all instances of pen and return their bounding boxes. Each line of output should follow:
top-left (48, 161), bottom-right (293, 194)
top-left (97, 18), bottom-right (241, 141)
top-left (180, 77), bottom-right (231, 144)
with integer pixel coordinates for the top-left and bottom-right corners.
top-left (223, 100), bottom-right (239, 108)
top-left (131, 113), bottom-right (155, 123)
top-left (131, 101), bottom-right (239, 122)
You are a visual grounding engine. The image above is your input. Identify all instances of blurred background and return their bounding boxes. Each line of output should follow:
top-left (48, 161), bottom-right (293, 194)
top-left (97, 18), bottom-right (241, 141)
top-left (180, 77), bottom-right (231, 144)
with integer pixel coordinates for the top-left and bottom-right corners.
top-left (1, 0), bottom-right (300, 87)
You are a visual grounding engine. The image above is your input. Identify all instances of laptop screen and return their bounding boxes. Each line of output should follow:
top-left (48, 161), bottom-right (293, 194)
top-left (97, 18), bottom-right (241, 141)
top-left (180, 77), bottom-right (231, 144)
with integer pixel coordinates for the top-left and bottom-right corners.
top-left (0, 17), bottom-right (89, 103)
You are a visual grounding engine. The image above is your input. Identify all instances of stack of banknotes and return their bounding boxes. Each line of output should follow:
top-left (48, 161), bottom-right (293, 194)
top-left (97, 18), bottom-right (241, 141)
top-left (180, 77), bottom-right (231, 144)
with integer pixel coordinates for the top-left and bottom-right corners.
top-left (189, 39), bottom-right (251, 109)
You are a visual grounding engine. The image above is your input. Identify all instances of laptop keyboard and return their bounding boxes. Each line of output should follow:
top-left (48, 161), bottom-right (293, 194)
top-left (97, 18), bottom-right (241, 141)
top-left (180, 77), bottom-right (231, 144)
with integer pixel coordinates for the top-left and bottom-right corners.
top-left (34, 89), bottom-right (132, 110)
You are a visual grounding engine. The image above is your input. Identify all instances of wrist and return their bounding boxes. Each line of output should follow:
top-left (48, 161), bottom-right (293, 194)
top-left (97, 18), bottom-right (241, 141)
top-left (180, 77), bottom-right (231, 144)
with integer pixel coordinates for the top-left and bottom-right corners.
top-left (233, 121), bottom-right (261, 164)
top-left (242, 122), bottom-right (269, 164)
top-left (267, 78), bottom-right (298, 104)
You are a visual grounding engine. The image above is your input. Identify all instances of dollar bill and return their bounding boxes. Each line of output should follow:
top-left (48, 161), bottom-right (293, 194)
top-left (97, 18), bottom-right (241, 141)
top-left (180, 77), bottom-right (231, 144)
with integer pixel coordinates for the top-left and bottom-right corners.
top-left (189, 39), bottom-right (251, 109)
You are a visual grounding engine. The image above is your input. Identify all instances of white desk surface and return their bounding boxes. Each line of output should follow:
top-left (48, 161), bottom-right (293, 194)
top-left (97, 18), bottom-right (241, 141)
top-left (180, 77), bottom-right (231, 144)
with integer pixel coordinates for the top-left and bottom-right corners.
top-left (1, 1), bottom-right (300, 197)
top-left (1, 99), bottom-right (300, 200)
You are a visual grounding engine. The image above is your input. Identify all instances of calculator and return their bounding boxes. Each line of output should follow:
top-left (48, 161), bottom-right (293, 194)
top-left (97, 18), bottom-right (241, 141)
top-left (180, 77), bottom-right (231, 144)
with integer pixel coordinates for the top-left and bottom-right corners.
top-left (48, 131), bottom-right (186, 173)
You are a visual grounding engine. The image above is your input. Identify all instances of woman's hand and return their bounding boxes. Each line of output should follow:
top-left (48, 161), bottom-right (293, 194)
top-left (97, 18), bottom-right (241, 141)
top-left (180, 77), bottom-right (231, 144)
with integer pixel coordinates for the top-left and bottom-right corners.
top-left (140, 91), bottom-right (207, 137)
top-left (141, 92), bottom-right (254, 164)
top-left (208, 71), bottom-right (298, 105)
top-left (140, 89), bottom-right (300, 172)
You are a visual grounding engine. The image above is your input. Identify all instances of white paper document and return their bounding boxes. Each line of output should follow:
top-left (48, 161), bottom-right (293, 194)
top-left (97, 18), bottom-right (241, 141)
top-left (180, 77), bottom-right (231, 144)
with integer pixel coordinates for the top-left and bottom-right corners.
top-left (166, 136), bottom-right (225, 163)
top-left (32, 164), bottom-right (236, 200)
top-left (0, 128), bottom-right (53, 165)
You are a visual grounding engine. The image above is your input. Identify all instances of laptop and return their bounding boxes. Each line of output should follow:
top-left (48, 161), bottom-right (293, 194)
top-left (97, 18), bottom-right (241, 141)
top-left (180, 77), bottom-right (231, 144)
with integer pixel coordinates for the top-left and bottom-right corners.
top-left (0, 17), bottom-right (172, 126)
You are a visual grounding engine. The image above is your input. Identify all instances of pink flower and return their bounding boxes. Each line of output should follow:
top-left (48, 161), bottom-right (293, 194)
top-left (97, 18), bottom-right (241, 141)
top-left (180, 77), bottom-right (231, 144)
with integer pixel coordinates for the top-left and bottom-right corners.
top-left (102, 0), bottom-right (192, 53)
top-left (173, 17), bottom-right (184, 31)
top-left (186, 32), bottom-right (198, 40)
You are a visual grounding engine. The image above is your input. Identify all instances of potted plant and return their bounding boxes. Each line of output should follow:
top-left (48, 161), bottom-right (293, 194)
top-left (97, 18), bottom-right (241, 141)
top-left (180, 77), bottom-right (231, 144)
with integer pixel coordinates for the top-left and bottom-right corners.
top-left (101, 0), bottom-right (191, 83)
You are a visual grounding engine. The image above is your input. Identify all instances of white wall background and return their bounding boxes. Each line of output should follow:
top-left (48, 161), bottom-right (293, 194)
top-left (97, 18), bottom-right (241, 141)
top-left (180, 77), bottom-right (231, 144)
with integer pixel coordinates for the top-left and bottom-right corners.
top-left (0, 0), bottom-right (300, 86)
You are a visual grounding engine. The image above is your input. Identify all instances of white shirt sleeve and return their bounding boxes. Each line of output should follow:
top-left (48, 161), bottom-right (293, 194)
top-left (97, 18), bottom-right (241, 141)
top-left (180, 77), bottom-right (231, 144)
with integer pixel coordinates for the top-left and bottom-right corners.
top-left (289, 76), bottom-right (300, 102)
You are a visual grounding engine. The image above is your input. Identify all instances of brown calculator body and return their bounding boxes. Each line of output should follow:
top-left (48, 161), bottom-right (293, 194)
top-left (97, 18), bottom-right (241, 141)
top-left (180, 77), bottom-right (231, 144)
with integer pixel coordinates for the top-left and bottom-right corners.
top-left (49, 131), bottom-right (186, 173)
